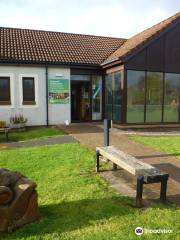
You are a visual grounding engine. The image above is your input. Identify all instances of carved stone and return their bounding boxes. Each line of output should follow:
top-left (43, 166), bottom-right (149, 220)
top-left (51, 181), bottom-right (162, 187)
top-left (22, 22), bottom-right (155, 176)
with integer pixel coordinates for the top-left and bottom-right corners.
top-left (0, 168), bottom-right (39, 232)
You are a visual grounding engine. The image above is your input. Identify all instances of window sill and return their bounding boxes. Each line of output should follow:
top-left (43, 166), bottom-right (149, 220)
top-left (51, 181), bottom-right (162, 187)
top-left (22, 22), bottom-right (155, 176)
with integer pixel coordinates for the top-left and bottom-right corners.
top-left (0, 101), bottom-right (11, 106)
top-left (23, 101), bottom-right (36, 105)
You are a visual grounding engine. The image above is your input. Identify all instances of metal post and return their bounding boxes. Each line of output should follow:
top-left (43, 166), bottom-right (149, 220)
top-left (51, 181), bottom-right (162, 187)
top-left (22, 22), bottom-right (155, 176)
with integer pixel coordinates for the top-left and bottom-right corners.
top-left (104, 119), bottom-right (111, 147)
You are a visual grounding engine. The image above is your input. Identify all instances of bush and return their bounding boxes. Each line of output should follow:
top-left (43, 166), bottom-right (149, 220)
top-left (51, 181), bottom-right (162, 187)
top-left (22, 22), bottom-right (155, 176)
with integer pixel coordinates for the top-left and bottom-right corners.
top-left (10, 114), bottom-right (28, 124)
top-left (0, 121), bottom-right (6, 128)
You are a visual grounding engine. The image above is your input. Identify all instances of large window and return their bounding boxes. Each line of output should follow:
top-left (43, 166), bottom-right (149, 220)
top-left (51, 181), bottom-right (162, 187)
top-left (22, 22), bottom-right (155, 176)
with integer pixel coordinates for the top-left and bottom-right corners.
top-left (164, 73), bottom-right (180, 122)
top-left (146, 72), bottom-right (163, 122)
top-left (126, 70), bottom-right (180, 123)
top-left (22, 77), bottom-right (35, 105)
top-left (127, 71), bottom-right (145, 123)
top-left (105, 71), bottom-right (122, 123)
top-left (0, 77), bottom-right (11, 105)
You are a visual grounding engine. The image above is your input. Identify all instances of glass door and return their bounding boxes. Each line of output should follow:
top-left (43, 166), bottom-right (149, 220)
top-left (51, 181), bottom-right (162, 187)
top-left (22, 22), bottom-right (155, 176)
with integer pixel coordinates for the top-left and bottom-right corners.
top-left (92, 76), bottom-right (102, 120)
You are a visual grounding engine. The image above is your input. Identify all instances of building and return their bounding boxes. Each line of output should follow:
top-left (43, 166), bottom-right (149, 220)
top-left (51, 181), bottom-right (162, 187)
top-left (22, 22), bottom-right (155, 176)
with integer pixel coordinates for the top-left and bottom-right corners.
top-left (0, 13), bottom-right (180, 126)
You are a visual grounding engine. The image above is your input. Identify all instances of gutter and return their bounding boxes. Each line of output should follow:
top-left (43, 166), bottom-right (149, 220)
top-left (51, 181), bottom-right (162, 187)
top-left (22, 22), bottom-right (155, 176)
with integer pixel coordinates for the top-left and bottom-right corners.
top-left (100, 57), bottom-right (120, 66)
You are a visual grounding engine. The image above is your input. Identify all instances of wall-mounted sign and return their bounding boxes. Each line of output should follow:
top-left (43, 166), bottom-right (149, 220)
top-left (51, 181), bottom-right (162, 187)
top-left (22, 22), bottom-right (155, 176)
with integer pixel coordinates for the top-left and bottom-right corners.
top-left (48, 79), bottom-right (69, 104)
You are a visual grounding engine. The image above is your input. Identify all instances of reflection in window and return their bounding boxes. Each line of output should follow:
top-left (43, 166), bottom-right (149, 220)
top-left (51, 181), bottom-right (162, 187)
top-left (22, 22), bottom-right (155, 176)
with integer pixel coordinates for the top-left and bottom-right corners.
top-left (127, 71), bottom-right (145, 123)
top-left (22, 77), bottom-right (35, 104)
top-left (105, 72), bottom-right (122, 123)
top-left (146, 72), bottom-right (163, 122)
top-left (0, 77), bottom-right (11, 105)
top-left (164, 73), bottom-right (180, 122)
top-left (92, 76), bottom-right (102, 120)
top-left (113, 72), bottom-right (122, 123)
top-left (105, 74), bottom-right (113, 120)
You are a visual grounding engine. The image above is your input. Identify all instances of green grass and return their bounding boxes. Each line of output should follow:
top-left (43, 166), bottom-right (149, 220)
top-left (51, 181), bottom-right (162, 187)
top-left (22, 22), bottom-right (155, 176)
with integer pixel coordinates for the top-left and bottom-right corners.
top-left (0, 127), bottom-right (65, 142)
top-left (0, 144), bottom-right (179, 240)
top-left (131, 136), bottom-right (180, 157)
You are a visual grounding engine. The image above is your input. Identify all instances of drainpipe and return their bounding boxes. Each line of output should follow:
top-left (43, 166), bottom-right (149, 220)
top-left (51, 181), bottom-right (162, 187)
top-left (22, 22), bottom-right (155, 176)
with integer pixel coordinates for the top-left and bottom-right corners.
top-left (45, 66), bottom-right (49, 127)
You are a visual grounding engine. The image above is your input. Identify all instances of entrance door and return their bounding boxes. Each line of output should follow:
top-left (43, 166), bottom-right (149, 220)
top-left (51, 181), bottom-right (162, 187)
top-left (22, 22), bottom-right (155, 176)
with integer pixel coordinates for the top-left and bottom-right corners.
top-left (71, 81), bottom-right (91, 122)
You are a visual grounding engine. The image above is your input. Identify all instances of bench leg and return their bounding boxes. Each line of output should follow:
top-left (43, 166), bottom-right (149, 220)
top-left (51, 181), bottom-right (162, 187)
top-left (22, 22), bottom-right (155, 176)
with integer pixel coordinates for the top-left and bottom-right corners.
top-left (6, 131), bottom-right (9, 142)
top-left (136, 176), bottom-right (144, 207)
top-left (160, 177), bottom-right (168, 202)
top-left (112, 163), bottom-right (117, 171)
top-left (96, 150), bottom-right (100, 172)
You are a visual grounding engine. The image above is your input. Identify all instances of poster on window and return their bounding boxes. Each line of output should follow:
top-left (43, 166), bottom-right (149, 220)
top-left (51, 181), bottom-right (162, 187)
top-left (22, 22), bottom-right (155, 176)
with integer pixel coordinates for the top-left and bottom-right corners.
top-left (48, 79), bottom-right (70, 104)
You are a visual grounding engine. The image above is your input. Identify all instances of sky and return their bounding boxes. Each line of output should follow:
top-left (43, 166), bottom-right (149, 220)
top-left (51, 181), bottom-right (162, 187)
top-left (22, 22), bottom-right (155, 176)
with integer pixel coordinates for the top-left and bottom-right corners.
top-left (0, 0), bottom-right (179, 38)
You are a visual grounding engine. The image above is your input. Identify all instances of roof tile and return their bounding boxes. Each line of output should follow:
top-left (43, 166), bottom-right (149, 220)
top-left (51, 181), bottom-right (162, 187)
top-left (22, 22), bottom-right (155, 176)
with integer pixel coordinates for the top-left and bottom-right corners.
top-left (0, 28), bottom-right (125, 65)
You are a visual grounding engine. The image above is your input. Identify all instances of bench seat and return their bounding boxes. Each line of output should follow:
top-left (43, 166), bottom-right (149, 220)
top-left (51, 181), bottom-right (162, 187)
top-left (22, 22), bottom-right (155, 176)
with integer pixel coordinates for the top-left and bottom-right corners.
top-left (96, 146), bottom-right (169, 207)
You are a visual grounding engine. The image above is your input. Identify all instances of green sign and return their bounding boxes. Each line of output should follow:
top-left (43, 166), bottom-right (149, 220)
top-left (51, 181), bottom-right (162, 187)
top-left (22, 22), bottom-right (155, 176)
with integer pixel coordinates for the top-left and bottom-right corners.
top-left (48, 79), bottom-right (70, 104)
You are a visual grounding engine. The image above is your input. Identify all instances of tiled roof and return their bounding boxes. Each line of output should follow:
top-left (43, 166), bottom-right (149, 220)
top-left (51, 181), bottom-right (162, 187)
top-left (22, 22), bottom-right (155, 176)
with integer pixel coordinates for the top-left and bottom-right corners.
top-left (102, 12), bottom-right (180, 65)
top-left (0, 27), bottom-right (125, 65)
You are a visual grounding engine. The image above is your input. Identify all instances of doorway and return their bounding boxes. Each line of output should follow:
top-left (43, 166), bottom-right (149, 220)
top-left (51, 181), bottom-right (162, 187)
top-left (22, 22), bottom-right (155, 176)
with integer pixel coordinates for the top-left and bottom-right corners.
top-left (71, 81), bottom-right (91, 122)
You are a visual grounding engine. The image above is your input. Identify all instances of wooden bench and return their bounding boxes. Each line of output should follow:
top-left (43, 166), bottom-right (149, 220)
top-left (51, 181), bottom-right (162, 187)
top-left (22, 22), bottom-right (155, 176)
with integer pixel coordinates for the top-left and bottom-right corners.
top-left (0, 128), bottom-right (10, 142)
top-left (96, 146), bottom-right (169, 207)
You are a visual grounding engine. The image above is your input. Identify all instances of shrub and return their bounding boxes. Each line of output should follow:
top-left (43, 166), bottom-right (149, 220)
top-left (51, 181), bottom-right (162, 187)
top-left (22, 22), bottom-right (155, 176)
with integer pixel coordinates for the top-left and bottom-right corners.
top-left (10, 114), bottom-right (28, 124)
top-left (0, 121), bottom-right (6, 128)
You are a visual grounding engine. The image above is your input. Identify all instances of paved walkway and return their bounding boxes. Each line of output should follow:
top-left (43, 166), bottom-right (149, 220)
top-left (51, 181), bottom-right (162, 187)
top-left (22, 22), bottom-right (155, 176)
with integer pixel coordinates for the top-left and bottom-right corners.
top-left (0, 135), bottom-right (78, 150)
top-left (59, 123), bottom-right (180, 206)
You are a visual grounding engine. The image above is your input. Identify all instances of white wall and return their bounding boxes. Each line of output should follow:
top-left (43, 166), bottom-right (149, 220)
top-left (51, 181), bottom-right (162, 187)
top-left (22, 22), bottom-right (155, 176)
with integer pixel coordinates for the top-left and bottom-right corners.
top-left (0, 65), bottom-right (71, 126)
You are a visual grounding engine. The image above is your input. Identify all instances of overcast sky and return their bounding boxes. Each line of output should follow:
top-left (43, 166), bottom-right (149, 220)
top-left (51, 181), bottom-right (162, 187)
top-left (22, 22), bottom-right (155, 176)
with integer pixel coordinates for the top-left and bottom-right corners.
top-left (0, 0), bottom-right (179, 38)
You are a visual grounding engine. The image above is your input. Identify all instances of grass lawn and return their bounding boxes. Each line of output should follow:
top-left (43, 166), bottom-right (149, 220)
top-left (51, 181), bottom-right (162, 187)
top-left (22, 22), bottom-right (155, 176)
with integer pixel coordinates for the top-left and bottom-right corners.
top-left (131, 136), bottom-right (180, 158)
top-left (0, 127), bottom-right (65, 142)
top-left (0, 143), bottom-right (179, 240)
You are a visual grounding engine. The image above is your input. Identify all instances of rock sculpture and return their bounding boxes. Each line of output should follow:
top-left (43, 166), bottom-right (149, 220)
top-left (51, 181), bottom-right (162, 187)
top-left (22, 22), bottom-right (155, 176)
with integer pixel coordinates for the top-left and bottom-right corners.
top-left (0, 168), bottom-right (39, 232)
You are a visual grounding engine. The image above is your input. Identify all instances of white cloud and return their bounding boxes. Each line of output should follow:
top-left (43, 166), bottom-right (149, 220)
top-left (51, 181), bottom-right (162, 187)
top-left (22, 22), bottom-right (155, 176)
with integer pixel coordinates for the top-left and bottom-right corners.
top-left (0, 0), bottom-right (179, 38)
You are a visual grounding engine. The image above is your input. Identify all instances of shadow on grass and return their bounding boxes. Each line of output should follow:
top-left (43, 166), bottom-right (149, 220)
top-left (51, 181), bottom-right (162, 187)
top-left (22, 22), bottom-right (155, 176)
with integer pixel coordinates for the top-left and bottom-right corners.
top-left (4, 197), bottom-right (134, 239)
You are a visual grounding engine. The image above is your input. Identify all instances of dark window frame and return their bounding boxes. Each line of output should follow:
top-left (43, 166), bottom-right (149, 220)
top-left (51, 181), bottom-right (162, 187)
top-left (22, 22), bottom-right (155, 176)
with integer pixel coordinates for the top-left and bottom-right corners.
top-left (22, 77), bottom-right (36, 105)
top-left (0, 77), bottom-right (11, 105)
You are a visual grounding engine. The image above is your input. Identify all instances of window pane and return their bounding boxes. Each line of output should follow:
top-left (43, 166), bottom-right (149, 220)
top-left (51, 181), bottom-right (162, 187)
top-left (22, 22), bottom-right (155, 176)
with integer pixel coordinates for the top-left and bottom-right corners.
top-left (127, 70), bottom-right (145, 123)
top-left (92, 76), bottom-right (102, 120)
top-left (146, 72), bottom-right (163, 122)
top-left (164, 73), bottom-right (180, 122)
top-left (23, 77), bottom-right (35, 102)
top-left (105, 74), bottom-right (113, 119)
top-left (71, 75), bottom-right (90, 81)
top-left (113, 72), bottom-right (122, 123)
top-left (0, 77), bottom-right (10, 102)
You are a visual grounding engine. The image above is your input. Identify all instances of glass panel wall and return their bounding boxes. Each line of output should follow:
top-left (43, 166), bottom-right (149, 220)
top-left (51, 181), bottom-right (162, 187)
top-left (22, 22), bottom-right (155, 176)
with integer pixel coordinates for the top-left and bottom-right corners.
top-left (127, 70), bottom-right (180, 124)
top-left (105, 72), bottom-right (122, 123)
top-left (127, 70), bottom-right (145, 123)
top-left (164, 73), bottom-right (180, 122)
top-left (92, 76), bottom-right (102, 120)
top-left (113, 72), bottom-right (122, 123)
top-left (146, 72), bottom-right (163, 122)
top-left (105, 74), bottom-right (113, 120)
